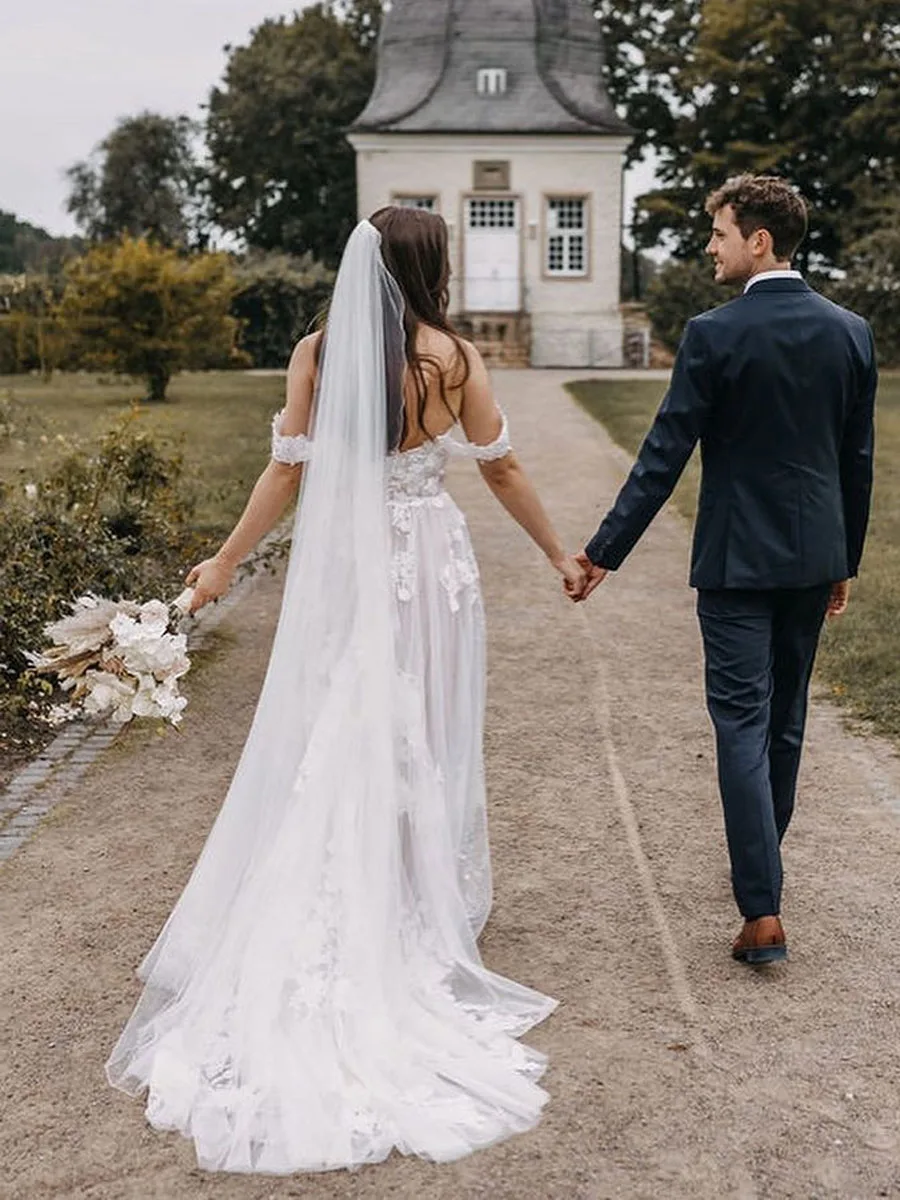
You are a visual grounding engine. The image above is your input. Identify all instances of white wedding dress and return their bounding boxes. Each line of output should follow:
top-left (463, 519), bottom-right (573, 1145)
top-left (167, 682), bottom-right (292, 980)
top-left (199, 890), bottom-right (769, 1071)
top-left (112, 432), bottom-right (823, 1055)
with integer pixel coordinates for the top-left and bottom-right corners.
top-left (106, 222), bottom-right (556, 1174)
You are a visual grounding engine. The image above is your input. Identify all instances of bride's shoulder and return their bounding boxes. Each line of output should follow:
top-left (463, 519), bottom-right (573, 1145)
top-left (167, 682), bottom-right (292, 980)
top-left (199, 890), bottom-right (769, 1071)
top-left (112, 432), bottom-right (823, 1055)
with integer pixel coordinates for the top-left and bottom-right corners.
top-left (289, 331), bottom-right (324, 362)
top-left (417, 327), bottom-right (482, 380)
top-left (288, 331), bottom-right (324, 379)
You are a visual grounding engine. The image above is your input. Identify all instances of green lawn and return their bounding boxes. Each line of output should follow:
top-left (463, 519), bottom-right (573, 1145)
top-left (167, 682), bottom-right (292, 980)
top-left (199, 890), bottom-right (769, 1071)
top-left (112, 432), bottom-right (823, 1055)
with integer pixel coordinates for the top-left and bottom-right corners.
top-left (567, 373), bottom-right (900, 743)
top-left (0, 371), bottom-right (285, 535)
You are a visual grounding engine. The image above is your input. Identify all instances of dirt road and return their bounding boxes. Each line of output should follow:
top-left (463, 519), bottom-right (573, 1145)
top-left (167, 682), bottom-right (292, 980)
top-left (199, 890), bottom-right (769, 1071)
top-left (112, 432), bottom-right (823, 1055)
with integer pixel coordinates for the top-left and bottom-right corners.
top-left (2, 370), bottom-right (899, 1199)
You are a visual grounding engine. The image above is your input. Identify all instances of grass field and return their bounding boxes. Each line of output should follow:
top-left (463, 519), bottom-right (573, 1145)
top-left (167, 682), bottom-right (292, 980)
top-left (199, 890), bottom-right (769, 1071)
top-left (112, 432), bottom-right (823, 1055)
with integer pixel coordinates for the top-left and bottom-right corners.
top-left (568, 372), bottom-right (900, 744)
top-left (0, 371), bottom-right (286, 536)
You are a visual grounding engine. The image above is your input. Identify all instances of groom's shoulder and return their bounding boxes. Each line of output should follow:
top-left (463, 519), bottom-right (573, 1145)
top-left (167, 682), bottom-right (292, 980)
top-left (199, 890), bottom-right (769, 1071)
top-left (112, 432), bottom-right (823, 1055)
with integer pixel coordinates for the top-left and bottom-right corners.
top-left (808, 288), bottom-right (870, 332)
top-left (689, 295), bottom-right (745, 333)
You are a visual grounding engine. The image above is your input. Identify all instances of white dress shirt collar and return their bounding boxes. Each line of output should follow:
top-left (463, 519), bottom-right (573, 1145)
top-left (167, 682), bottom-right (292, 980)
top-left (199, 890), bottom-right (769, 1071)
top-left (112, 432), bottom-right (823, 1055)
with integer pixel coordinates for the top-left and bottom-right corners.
top-left (744, 269), bottom-right (803, 293)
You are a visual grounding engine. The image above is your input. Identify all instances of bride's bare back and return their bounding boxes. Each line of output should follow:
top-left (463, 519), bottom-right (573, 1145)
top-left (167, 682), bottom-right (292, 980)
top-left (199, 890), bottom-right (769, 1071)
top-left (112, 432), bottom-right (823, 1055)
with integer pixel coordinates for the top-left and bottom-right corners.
top-left (397, 324), bottom-right (467, 452)
top-left (281, 324), bottom-right (505, 457)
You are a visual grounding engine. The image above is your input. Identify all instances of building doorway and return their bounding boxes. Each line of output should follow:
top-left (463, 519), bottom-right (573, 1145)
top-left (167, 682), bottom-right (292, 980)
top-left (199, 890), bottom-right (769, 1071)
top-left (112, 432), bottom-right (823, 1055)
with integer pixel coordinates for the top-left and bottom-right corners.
top-left (463, 197), bottom-right (521, 312)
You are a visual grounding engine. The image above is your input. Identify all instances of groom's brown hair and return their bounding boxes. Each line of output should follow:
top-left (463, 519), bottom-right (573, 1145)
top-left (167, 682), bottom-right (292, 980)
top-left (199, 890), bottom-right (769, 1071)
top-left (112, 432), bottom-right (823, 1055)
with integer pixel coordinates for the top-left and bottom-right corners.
top-left (706, 175), bottom-right (808, 261)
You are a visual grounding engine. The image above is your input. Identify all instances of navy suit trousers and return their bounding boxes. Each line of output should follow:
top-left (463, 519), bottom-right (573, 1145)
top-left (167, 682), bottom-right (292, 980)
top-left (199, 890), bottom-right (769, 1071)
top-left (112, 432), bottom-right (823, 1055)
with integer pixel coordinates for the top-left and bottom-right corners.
top-left (697, 585), bottom-right (831, 919)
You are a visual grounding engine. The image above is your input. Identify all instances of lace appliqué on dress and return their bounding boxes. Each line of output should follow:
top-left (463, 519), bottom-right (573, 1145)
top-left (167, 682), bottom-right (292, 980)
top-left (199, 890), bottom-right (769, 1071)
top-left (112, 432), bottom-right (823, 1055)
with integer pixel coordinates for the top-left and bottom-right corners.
top-left (271, 409), bottom-right (313, 465)
top-left (440, 513), bottom-right (480, 614)
top-left (385, 415), bottom-right (510, 609)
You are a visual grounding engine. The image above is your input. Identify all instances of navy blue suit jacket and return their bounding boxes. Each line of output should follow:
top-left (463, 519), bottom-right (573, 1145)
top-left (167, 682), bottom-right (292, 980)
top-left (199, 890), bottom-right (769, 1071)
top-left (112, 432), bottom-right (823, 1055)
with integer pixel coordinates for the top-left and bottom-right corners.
top-left (586, 279), bottom-right (877, 589)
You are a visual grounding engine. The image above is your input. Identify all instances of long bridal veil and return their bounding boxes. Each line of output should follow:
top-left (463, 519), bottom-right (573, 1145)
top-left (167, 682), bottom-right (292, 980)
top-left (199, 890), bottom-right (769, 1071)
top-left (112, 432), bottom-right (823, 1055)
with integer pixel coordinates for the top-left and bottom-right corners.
top-left (106, 221), bottom-right (556, 1174)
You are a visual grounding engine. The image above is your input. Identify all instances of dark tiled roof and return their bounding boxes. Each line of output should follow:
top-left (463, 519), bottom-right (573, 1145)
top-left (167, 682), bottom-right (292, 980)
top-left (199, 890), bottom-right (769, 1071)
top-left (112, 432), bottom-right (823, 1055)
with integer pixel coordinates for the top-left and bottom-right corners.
top-left (352, 0), bottom-right (631, 136)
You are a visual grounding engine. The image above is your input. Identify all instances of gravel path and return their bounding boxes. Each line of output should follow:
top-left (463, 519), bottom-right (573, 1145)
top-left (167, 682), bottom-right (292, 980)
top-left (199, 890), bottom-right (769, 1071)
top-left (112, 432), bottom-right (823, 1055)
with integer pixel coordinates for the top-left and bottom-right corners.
top-left (2, 370), bottom-right (900, 1200)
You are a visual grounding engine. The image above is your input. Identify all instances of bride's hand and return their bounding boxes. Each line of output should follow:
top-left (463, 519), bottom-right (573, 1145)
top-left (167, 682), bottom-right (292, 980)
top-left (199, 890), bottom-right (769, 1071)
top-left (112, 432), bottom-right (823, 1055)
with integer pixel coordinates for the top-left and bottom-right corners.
top-left (552, 553), bottom-right (587, 601)
top-left (184, 556), bottom-right (236, 613)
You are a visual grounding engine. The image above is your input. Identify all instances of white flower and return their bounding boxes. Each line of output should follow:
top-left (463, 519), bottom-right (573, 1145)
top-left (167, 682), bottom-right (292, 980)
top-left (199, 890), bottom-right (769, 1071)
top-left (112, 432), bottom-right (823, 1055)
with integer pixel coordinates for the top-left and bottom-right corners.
top-left (151, 679), bottom-right (188, 725)
top-left (24, 482), bottom-right (37, 501)
top-left (138, 599), bottom-right (170, 638)
top-left (157, 633), bottom-right (190, 680)
top-left (108, 612), bottom-right (143, 648)
top-left (127, 675), bottom-right (187, 725)
top-left (129, 674), bottom-right (160, 719)
top-left (119, 630), bottom-right (189, 681)
top-left (81, 670), bottom-right (137, 723)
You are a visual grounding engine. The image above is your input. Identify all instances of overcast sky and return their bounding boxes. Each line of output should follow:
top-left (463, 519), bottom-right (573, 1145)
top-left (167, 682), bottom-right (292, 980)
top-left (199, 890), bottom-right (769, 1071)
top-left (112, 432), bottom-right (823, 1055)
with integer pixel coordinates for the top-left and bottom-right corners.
top-left (1, 0), bottom-right (656, 238)
top-left (0, 0), bottom-right (305, 234)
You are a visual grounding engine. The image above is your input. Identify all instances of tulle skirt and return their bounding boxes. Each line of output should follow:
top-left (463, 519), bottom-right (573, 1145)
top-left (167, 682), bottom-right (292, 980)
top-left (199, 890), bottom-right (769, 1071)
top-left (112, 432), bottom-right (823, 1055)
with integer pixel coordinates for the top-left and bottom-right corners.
top-left (106, 489), bottom-right (557, 1174)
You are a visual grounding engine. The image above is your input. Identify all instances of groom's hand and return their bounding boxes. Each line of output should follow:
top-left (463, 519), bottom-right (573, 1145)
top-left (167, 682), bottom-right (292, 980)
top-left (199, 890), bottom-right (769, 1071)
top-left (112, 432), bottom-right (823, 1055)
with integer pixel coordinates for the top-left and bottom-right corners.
top-left (554, 553), bottom-right (588, 600)
top-left (826, 579), bottom-right (850, 618)
top-left (574, 551), bottom-right (608, 601)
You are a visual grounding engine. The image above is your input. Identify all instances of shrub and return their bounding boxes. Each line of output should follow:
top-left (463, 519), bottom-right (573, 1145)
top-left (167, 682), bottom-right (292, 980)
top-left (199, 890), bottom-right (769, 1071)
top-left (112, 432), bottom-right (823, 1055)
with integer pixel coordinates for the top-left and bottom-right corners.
top-left (0, 274), bottom-right (68, 375)
top-left (644, 258), bottom-right (740, 352)
top-left (232, 251), bottom-right (334, 368)
top-left (0, 409), bottom-right (204, 740)
top-left (645, 239), bottom-right (900, 366)
top-left (57, 237), bottom-right (247, 400)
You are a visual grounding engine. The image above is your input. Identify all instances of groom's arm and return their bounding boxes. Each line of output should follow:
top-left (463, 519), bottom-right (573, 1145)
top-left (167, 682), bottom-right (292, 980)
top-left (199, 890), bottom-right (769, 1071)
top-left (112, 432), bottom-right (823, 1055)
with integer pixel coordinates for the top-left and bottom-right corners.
top-left (840, 321), bottom-right (877, 579)
top-left (586, 317), bottom-right (716, 572)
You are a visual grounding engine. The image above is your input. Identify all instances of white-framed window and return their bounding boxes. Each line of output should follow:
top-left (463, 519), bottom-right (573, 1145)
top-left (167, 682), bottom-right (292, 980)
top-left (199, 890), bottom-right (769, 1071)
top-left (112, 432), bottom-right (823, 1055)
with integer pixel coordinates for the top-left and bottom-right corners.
top-left (394, 195), bottom-right (437, 211)
top-left (466, 197), bottom-right (518, 230)
top-left (476, 67), bottom-right (508, 96)
top-left (546, 197), bottom-right (588, 276)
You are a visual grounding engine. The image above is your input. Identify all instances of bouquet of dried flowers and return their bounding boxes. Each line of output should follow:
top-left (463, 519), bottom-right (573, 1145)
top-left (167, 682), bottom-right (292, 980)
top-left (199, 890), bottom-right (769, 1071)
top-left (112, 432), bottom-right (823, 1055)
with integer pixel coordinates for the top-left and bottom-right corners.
top-left (26, 590), bottom-right (194, 727)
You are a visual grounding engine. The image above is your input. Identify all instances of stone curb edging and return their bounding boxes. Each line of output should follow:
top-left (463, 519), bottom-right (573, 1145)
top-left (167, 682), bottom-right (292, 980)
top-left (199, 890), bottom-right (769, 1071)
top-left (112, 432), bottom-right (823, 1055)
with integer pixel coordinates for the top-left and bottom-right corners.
top-left (0, 536), bottom-right (286, 867)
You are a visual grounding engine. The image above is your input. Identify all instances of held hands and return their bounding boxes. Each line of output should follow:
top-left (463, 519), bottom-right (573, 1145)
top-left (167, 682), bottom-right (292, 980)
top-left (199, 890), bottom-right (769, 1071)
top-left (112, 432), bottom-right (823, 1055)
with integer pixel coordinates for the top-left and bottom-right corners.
top-left (553, 553), bottom-right (589, 600)
top-left (567, 551), bottom-right (608, 602)
top-left (184, 556), bottom-right (237, 614)
top-left (551, 551), bottom-right (608, 602)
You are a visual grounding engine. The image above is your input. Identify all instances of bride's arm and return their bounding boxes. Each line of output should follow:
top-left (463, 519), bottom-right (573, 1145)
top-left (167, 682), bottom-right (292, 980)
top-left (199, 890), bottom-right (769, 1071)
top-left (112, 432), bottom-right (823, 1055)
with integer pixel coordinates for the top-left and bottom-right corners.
top-left (185, 334), bottom-right (320, 612)
top-left (459, 344), bottom-right (585, 597)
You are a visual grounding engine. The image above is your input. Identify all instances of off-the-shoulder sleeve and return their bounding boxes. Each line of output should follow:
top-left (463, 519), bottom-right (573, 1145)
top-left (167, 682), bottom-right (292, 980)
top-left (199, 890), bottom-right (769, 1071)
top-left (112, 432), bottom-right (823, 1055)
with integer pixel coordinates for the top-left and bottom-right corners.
top-left (447, 412), bottom-right (512, 461)
top-left (271, 409), bottom-right (313, 465)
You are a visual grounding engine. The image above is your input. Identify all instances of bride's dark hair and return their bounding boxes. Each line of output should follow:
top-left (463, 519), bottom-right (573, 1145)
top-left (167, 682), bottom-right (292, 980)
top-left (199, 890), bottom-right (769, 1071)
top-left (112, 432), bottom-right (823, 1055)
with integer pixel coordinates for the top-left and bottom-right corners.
top-left (367, 205), bottom-right (470, 443)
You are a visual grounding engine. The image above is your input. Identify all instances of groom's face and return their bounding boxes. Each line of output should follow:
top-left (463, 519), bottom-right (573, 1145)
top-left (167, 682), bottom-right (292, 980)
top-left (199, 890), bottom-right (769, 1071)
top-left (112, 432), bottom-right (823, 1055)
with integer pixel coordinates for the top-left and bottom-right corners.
top-left (706, 205), bottom-right (754, 286)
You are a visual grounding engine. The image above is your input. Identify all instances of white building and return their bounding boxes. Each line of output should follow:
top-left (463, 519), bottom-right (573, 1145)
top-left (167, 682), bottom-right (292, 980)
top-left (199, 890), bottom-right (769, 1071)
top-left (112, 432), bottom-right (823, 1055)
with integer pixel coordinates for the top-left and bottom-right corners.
top-left (349, 0), bottom-right (632, 367)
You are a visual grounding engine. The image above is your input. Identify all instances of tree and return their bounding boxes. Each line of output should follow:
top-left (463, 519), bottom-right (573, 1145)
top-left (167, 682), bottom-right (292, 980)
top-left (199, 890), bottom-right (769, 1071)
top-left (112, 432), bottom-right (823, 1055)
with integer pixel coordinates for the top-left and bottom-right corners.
top-left (332, 0), bottom-right (383, 50)
top-left (58, 238), bottom-right (243, 400)
top-left (597, 0), bottom-right (900, 267)
top-left (826, 194), bottom-right (900, 364)
top-left (644, 260), bottom-right (740, 352)
top-left (205, 3), bottom-right (381, 265)
top-left (66, 113), bottom-right (203, 247)
top-left (232, 251), bottom-right (334, 368)
top-left (0, 211), bottom-right (80, 274)
top-left (595, 0), bottom-right (700, 169)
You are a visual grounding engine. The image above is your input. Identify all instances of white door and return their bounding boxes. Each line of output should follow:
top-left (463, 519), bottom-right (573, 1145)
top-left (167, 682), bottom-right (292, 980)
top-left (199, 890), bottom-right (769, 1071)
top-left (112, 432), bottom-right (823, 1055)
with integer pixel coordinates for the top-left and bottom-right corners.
top-left (464, 198), bottom-right (521, 312)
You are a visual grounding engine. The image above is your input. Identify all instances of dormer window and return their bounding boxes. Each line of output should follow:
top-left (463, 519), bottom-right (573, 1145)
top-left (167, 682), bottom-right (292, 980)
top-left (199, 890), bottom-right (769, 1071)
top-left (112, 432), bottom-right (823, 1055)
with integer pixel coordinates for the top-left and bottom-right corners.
top-left (477, 67), bottom-right (507, 96)
top-left (395, 195), bottom-right (437, 212)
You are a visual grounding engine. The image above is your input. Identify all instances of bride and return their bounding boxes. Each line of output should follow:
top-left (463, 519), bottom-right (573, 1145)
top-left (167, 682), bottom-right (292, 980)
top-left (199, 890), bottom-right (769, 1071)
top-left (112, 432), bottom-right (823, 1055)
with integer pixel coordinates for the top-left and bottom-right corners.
top-left (106, 206), bottom-right (585, 1174)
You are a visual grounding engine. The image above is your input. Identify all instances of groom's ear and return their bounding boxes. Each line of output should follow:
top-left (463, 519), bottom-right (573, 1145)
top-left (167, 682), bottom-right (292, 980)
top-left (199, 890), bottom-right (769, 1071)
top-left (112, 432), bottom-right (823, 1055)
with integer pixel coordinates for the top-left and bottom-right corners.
top-left (749, 226), bottom-right (774, 259)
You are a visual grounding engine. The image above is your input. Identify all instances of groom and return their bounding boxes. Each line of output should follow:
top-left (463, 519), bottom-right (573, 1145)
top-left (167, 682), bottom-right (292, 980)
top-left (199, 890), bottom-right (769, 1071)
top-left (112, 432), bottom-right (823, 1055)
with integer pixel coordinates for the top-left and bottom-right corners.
top-left (578, 175), bottom-right (877, 963)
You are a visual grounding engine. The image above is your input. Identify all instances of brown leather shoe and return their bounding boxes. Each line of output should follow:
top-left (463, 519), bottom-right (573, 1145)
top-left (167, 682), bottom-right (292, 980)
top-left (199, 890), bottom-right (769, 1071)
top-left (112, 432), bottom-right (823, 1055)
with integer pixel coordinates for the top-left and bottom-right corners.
top-left (732, 916), bottom-right (787, 965)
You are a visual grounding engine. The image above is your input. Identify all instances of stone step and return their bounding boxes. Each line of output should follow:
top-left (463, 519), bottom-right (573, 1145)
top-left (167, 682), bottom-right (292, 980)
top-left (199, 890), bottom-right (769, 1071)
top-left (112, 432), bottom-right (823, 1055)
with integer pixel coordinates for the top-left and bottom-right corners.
top-left (456, 312), bottom-right (531, 370)
top-left (477, 345), bottom-right (530, 369)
